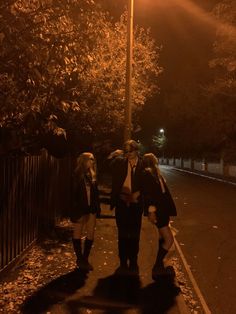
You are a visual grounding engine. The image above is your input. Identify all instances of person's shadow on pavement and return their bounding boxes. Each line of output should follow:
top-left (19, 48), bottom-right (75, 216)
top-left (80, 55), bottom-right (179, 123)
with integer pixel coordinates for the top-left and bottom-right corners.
top-left (140, 274), bottom-right (181, 314)
top-left (67, 270), bottom-right (141, 313)
top-left (21, 268), bottom-right (88, 314)
top-left (66, 268), bottom-right (180, 314)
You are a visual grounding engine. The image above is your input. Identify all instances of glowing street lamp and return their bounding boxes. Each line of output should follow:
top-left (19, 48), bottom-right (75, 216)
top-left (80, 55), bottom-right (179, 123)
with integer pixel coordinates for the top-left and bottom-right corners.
top-left (159, 128), bottom-right (165, 135)
top-left (159, 128), bottom-right (165, 160)
top-left (124, 0), bottom-right (134, 141)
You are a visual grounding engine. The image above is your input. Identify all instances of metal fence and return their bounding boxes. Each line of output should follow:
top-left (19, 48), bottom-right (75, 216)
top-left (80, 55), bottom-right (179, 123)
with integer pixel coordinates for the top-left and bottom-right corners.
top-left (0, 152), bottom-right (72, 274)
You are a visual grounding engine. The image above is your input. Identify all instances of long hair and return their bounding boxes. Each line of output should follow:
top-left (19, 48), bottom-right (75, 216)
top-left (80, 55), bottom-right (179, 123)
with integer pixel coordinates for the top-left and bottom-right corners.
top-left (143, 153), bottom-right (160, 177)
top-left (74, 152), bottom-right (97, 182)
top-left (143, 153), bottom-right (166, 192)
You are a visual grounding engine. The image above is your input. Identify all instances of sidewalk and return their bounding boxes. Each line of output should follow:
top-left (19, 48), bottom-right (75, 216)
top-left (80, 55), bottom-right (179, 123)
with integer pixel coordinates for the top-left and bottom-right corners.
top-left (23, 197), bottom-right (190, 314)
top-left (0, 185), bottom-right (190, 314)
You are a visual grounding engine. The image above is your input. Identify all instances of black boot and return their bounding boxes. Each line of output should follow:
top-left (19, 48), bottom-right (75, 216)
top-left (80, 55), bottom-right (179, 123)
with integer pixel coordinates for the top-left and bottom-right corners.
top-left (129, 257), bottom-right (139, 275)
top-left (83, 238), bottom-right (94, 271)
top-left (128, 238), bottom-right (139, 275)
top-left (152, 240), bottom-right (169, 279)
top-left (72, 238), bottom-right (84, 268)
top-left (116, 237), bottom-right (128, 274)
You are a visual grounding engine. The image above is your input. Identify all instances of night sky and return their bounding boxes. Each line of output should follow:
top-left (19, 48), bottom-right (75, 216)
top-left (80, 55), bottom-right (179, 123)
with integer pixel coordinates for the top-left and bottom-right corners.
top-left (134, 0), bottom-right (217, 86)
top-left (101, 0), bottom-right (221, 139)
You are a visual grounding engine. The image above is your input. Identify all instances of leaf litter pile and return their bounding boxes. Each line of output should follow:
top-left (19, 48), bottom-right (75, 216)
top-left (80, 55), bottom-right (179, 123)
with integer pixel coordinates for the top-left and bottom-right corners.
top-left (0, 221), bottom-right (75, 313)
top-left (172, 256), bottom-right (203, 314)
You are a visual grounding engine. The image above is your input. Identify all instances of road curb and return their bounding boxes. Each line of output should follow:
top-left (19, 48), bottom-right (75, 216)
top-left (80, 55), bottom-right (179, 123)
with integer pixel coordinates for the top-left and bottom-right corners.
top-left (166, 242), bottom-right (191, 314)
top-left (173, 237), bottom-right (212, 314)
top-left (171, 167), bottom-right (236, 186)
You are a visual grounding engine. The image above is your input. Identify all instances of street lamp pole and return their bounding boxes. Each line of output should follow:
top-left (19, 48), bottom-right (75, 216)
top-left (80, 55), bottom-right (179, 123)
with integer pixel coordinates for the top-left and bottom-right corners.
top-left (124, 0), bottom-right (134, 142)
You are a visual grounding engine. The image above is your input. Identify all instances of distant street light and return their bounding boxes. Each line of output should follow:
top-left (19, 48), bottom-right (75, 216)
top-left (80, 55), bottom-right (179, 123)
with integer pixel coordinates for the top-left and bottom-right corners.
top-left (159, 128), bottom-right (165, 160)
top-left (159, 128), bottom-right (165, 136)
top-left (124, 0), bottom-right (134, 141)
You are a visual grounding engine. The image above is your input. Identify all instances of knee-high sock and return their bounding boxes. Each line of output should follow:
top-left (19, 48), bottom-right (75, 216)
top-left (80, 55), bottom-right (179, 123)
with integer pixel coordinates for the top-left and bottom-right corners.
top-left (118, 237), bottom-right (129, 266)
top-left (128, 238), bottom-right (139, 265)
top-left (72, 238), bottom-right (83, 261)
top-left (154, 239), bottom-right (168, 269)
top-left (84, 238), bottom-right (93, 261)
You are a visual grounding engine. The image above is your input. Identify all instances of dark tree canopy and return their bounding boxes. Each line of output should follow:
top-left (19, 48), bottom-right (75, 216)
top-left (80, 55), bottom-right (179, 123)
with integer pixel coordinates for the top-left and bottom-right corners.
top-left (0, 0), bottom-right (162, 155)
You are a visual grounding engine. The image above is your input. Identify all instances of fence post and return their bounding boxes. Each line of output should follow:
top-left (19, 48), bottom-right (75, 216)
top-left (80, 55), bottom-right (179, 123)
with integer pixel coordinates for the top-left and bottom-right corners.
top-left (221, 158), bottom-right (228, 177)
top-left (201, 158), bottom-right (207, 172)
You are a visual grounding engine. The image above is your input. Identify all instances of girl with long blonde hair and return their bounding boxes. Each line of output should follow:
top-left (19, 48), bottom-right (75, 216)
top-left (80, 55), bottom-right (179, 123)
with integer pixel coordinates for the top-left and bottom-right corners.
top-left (143, 153), bottom-right (177, 278)
top-left (70, 152), bottom-right (100, 271)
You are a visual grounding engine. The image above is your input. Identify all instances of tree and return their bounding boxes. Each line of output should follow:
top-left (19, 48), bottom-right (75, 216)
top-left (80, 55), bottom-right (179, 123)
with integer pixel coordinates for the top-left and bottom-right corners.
top-left (83, 12), bottom-right (162, 136)
top-left (204, 0), bottom-right (236, 160)
top-left (209, 0), bottom-right (236, 98)
top-left (152, 130), bottom-right (167, 156)
top-left (0, 0), bottom-right (162, 154)
top-left (151, 0), bottom-right (236, 159)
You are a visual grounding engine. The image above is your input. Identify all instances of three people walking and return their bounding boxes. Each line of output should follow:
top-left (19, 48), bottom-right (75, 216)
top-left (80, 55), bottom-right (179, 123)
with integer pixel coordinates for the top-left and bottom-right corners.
top-left (70, 142), bottom-right (176, 278)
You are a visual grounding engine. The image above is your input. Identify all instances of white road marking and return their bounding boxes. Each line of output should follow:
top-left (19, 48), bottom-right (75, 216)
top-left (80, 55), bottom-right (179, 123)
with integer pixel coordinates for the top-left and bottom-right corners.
top-left (174, 237), bottom-right (212, 314)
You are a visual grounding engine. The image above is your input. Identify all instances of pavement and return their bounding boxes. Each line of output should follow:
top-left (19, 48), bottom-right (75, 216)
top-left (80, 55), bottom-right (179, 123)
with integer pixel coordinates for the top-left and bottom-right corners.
top-left (15, 183), bottom-right (190, 314)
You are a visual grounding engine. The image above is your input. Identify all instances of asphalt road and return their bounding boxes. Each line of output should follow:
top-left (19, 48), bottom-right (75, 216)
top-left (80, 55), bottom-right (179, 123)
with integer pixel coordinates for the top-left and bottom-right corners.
top-left (160, 166), bottom-right (236, 314)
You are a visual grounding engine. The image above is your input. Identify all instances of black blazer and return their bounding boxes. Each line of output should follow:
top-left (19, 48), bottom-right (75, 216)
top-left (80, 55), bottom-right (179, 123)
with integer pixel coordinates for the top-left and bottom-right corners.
top-left (142, 170), bottom-right (177, 217)
top-left (70, 175), bottom-right (100, 222)
top-left (110, 156), bottom-right (144, 209)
